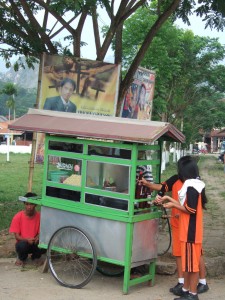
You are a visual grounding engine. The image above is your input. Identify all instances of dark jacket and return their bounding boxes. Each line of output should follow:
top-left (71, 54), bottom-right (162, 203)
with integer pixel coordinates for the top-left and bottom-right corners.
top-left (43, 96), bottom-right (77, 112)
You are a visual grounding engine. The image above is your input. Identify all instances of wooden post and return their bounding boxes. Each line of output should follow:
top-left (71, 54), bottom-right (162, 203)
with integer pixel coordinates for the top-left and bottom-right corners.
top-left (27, 54), bottom-right (44, 192)
top-left (6, 134), bottom-right (10, 162)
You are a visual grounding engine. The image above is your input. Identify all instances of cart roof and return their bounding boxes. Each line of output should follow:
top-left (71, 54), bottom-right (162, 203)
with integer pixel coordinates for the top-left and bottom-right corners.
top-left (8, 109), bottom-right (185, 144)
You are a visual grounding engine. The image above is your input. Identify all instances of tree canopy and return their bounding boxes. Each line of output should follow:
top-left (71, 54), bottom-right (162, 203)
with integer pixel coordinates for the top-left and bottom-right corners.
top-left (0, 82), bottom-right (18, 120)
top-left (0, 0), bottom-right (225, 114)
top-left (122, 7), bottom-right (225, 145)
top-left (0, 81), bottom-right (36, 118)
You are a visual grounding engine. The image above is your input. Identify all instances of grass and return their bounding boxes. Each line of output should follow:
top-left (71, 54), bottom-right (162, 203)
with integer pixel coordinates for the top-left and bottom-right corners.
top-left (0, 153), bottom-right (43, 230)
top-left (161, 160), bottom-right (177, 182)
top-left (198, 155), bottom-right (225, 227)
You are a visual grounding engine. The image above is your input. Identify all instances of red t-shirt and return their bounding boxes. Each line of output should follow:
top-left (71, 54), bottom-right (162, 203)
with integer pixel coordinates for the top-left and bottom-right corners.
top-left (9, 211), bottom-right (40, 241)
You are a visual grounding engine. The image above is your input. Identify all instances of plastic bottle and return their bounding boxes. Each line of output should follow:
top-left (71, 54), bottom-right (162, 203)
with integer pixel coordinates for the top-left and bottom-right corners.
top-left (157, 190), bottom-right (164, 197)
top-left (154, 190), bottom-right (164, 206)
top-left (135, 172), bottom-right (148, 208)
top-left (135, 171), bottom-right (143, 199)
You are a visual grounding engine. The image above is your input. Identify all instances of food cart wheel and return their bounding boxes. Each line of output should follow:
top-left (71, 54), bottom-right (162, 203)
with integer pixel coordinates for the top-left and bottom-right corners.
top-left (47, 226), bottom-right (97, 288)
top-left (96, 262), bottom-right (124, 277)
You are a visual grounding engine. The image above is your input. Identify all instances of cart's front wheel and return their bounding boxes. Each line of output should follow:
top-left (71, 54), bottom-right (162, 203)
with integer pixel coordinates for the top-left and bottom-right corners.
top-left (47, 226), bottom-right (97, 289)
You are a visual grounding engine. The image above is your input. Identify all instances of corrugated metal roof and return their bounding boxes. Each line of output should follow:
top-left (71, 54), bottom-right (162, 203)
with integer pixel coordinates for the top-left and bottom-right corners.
top-left (8, 109), bottom-right (185, 144)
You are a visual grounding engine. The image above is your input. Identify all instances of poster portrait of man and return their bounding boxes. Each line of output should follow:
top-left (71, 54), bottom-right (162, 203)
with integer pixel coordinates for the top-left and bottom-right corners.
top-left (39, 54), bottom-right (120, 116)
top-left (35, 53), bottom-right (121, 163)
top-left (43, 78), bottom-right (77, 112)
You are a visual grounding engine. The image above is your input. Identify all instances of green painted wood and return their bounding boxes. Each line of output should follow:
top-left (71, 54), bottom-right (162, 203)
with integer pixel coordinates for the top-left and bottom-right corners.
top-left (123, 222), bottom-right (134, 294)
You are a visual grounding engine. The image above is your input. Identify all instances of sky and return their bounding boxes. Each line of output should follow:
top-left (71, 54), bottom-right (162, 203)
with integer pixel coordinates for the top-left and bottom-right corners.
top-left (176, 15), bottom-right (225, 46)
top-left (79, 10), bottom-right (225, 62)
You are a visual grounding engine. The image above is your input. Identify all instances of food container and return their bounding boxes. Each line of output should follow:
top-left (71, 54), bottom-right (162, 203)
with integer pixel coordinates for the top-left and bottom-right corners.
top-left (63, 174), bottom-right (81, 186)
top-left (104, 186), bottom-right (117, 192)
top-left (49, 171), bottom-right (69, 182)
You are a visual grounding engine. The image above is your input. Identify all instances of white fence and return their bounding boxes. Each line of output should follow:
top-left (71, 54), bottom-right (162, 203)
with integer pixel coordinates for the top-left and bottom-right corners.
top-left (0, 145), bottom-right (32, 154)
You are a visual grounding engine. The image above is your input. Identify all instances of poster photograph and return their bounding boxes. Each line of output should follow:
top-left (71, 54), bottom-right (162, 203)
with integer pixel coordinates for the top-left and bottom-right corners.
top-left (36, 53), bottom-right (121, 163)
top-left (121, 66), bottom-right (155, 120)
top-left (39, 53), bottom-right (120, 116)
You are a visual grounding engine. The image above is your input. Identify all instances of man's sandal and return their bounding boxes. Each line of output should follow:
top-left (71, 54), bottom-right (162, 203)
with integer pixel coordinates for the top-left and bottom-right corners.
top-left (15, 259), bottom-right (25, 266)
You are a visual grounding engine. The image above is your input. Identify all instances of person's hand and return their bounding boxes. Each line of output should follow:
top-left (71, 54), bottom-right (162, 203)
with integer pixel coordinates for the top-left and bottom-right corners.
top-left (139, 177), bottom-right (147, 185)
top-left (161, 195), bottom-right (177, 209)
top-left (163, 202), bottom-right (174, 209)
top-left (34, 235), bottom-right (39, 244)
top-left (27, 238), bottom-right (35, 245)
top-left (153, 194), bottom-right (163, 206)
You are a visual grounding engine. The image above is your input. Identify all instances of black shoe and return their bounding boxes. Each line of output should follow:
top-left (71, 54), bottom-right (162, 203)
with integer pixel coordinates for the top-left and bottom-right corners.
top-left (197, 283), bottom-right (209, 293)
top-left (174, 292), bottom-right (199, 300)
top-left (170, 283), bottom-right (188, 296)
top-left (173, 289), bottom-right (189, 297)
top-left (169, 283), bottom-right (184, 295)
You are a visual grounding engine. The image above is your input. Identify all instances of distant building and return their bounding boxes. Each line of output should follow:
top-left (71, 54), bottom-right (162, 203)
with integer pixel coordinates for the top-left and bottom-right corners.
top-left (210, 128), bottom-right (225, 153)
top-left (0, 115), bottom-right (8, 122)
top-left (0, 119), bottom-right (31, 145)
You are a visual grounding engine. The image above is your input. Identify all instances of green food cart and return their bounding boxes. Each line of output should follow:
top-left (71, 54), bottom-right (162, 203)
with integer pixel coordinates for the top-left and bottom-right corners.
top-left (9, 109), bottom-right (185, 294)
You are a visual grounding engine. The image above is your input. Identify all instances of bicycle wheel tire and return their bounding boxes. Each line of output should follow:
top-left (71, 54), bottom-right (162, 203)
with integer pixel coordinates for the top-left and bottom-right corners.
top-left (47, 226), bottom-right (97, 289)
top-left (96, 262), bottom-right (124, 277)
top-left (157, 208), bottom-right (172, 256)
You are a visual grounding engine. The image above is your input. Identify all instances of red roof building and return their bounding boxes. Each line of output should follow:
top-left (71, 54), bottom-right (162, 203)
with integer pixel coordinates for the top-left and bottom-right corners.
top-left (210, 128), bottom-right (225, 152)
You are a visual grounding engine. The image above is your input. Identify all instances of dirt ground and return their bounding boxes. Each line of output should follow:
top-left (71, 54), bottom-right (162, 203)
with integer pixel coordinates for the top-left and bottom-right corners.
top-left (0, 154), bottom-right (225, 300)
top-left (0, 257), bottom-right (225, 300)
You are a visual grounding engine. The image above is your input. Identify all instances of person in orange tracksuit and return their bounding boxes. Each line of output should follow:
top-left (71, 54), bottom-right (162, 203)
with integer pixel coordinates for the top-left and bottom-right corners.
top-left (156, 156), bottom-right (207, 300)
top-left (139, 156), bottom-right (208, 298)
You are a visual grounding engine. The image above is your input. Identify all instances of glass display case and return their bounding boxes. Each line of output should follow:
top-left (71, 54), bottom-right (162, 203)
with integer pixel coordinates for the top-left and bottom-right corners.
top-left (43, 135), bottom-right (161, 214)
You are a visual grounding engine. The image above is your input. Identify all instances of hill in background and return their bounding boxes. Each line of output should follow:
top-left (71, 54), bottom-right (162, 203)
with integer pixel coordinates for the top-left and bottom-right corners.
top-left (0, 58), bottom-right (39, 118)
top-left (0, 57), bottom-right (39, 89)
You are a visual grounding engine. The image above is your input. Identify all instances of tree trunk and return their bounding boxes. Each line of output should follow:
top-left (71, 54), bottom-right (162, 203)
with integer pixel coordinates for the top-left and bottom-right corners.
top-left (92, 7), bottom-right (101, 58)
top-left (27, 54), bottom-right (43, 193)
top-left (116, 0), bottom-right (181, 116)
top-left (13, 94), bottom-right (16, 120)
top-left (115, 22), bottom-right (123, 65)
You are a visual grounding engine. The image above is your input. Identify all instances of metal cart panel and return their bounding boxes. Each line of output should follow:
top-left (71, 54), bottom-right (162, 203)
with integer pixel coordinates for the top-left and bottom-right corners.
top-left (40, 206), bottom-right (158, 263)
top-left (40, 206), bottom-right (126, 261)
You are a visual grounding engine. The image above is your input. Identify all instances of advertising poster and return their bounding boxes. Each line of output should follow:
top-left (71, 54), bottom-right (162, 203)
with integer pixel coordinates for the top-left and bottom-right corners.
top-left (36, 53), bottom-right (120, 163)
top-left (121, 67), bottom-right (155, 120)
top-left (39, 53), bottom-right (120, 115)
